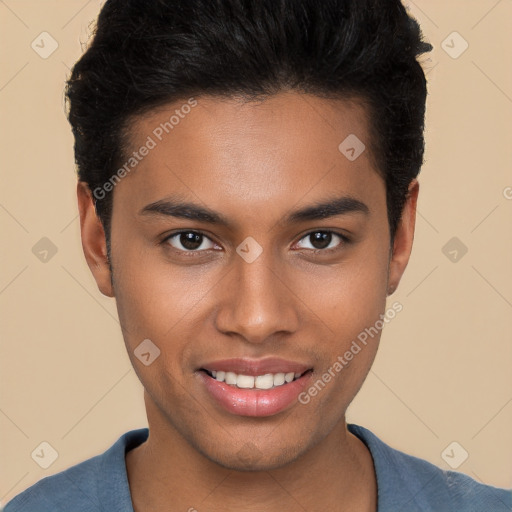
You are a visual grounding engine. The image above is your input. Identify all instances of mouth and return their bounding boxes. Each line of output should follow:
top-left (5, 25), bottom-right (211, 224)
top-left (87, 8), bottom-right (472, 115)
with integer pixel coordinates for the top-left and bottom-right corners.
top-left (200, 369), bottom-right (310, 390)
top-left (196, 358), bottom-right (314, 417)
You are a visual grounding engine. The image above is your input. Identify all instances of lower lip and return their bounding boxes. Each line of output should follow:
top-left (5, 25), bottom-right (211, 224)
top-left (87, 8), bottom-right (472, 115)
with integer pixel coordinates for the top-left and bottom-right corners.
top-left (198, 371), bottom-right (312, 417)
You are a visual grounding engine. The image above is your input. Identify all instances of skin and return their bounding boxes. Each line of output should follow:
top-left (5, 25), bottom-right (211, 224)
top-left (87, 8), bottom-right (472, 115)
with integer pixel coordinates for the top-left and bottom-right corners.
top-left (77, 91), bottom-right (418, 511)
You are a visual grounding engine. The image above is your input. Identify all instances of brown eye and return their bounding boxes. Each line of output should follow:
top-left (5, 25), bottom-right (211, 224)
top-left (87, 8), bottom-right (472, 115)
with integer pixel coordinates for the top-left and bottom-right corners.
top-left (295, 231), bottom-right (348, 252)
top-left (164, 231), bottom-right (216, 252)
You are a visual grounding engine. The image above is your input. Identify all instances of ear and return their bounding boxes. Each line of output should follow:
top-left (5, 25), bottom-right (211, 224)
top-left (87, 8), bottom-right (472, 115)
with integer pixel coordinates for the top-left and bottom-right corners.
top-left (77, 182), bottom-right (114, 297)
top-left (386, 179), bottom-right (419, 296)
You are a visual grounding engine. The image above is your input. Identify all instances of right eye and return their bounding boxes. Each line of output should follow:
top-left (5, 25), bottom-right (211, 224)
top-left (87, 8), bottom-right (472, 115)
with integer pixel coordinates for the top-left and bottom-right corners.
top-left (163, 231), bottom-right (218, 253)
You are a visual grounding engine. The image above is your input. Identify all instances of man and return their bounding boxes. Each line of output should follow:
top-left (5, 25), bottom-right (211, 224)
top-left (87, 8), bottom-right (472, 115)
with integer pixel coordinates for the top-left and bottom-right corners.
top-left (5, 0), bottom-right (511, 511)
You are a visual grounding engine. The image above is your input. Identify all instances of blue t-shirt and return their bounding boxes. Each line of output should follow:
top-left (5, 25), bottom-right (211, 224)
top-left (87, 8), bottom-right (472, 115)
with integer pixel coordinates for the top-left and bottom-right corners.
top-left (3, 424), bottom-right (511, 511)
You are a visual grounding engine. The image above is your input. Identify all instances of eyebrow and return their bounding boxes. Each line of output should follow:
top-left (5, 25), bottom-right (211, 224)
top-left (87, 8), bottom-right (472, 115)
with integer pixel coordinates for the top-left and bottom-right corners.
top-left (139, 194), bottom-right (369, 228)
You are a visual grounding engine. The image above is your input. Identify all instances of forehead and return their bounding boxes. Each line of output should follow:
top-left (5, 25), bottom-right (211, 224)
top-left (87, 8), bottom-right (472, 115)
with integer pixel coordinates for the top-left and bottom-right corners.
top-left (129, 92), bottom-right (374, 165)
top-left (114, 92), bottom-right (384, 227)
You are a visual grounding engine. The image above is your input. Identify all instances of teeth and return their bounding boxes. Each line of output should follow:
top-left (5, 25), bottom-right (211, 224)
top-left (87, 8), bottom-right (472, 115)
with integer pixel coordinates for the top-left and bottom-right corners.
top-left (207, 370), bottom-right (304, 389)
top-left (255, 374), bottom-right (274, 389)
top-left (273, 373), bottom-right (285, 386)
top-left (237, 375), bottom-right (255, 388)
top-left (225, 371), bottom-right (237, 385)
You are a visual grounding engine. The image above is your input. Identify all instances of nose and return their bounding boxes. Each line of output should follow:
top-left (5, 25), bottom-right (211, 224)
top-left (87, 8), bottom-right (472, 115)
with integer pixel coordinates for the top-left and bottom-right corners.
top-left (214, 248), bottom-right (300, 345)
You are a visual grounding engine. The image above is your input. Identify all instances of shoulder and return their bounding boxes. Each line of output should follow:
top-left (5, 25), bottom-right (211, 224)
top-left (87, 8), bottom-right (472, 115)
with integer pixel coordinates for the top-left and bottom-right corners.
top-left (3, 454), bottom-right (103, 512)
top-left (348, 423), bottom-right (512, 512)
top-left (2, 428), bottom-right (148, 512)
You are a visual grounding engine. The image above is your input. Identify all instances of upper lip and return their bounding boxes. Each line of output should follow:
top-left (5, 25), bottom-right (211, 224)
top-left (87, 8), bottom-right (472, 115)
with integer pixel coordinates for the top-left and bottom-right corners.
top-left (200, 357), bottom-right (311, 376)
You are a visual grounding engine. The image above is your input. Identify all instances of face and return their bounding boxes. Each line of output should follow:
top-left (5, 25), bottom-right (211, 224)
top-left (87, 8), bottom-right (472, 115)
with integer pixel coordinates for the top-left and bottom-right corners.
top-left (78, 92), bottom-right (417, 470)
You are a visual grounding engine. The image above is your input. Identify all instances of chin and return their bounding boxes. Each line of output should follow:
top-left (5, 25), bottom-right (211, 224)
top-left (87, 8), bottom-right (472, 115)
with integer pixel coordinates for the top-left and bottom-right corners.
top-left (208, 450), bottom-right (301, 472)
top-left (193, 433), bottom-right (306, 472)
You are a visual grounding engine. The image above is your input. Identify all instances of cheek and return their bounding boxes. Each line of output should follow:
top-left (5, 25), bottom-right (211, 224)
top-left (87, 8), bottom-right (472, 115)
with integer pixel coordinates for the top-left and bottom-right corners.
top-left (112, 256), bottom-right (204, 396)
top-left (111, 242), bottom-right (204, 349)
top-left (298, 243), bottom-right (389, 334)
top-left (300, 238), bottom-right (389, 396)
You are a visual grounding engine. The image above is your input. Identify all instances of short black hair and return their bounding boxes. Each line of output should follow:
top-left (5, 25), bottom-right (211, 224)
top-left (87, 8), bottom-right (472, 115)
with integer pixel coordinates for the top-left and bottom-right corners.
top-left (65, 0), bottom-right (432, 245)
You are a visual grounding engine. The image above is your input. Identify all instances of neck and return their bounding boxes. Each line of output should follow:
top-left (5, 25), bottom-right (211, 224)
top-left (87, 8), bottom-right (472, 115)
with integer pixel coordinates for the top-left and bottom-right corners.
top-left (126, 402), bottom-right (377, 511)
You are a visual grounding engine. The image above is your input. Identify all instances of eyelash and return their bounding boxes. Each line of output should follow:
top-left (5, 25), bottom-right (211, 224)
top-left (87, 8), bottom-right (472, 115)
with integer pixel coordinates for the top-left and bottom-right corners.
top-left (161, 229), bottom-right (351, 256)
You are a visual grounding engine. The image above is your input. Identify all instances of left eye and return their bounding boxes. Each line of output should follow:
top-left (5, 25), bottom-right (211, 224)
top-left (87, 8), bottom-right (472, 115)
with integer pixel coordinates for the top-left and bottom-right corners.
top-left (295, 231), bottom-right (347, 251)
top-left (164, 231), bottom-right (217, 252)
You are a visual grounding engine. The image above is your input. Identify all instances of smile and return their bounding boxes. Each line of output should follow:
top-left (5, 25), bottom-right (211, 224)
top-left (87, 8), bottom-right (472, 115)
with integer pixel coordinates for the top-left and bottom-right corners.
top-left (203, 370), bottom-right (306, 389)
top-left (197, 358), bottom-right (314, 417)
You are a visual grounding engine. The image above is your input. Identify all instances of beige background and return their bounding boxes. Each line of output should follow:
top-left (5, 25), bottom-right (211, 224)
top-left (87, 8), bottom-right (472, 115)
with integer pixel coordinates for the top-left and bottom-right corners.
top-left (1, 0), bottom-right (511, 506)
